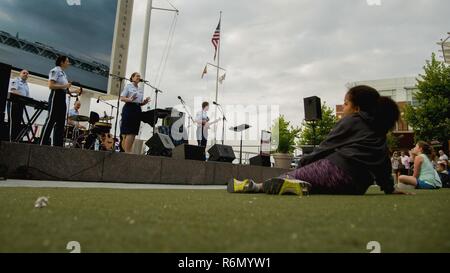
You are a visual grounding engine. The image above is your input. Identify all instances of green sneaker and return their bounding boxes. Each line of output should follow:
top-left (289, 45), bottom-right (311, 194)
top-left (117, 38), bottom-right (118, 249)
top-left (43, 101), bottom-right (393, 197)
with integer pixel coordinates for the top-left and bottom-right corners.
top-left (263, 178), bottom-right (312, 196)
top-left (227, 178), bottom-right (257, 193)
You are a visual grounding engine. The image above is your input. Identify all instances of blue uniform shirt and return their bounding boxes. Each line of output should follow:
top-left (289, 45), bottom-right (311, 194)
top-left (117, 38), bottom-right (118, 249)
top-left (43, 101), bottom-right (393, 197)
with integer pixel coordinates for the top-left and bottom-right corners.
top-left (121, 83), bottom-right (144, 104)
top-left (69, 108), bottom-right (79, 117)
top-left (49, 66), bottom-right (69, 87)
top-left (10, 77), bottom-right (30, 97)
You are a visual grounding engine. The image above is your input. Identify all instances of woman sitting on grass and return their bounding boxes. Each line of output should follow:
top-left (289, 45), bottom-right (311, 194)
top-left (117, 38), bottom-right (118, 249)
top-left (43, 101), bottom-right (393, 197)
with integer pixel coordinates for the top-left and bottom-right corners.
top-left (397, 142), bottom-right (442, 190)
top-left (228, 85), bottom-right (411, 195)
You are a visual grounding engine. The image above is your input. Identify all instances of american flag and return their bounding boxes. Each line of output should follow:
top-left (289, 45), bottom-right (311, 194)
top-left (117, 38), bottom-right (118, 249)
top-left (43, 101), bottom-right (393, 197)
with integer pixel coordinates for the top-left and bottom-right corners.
top-left (211, 20), bottom-right (221, 60)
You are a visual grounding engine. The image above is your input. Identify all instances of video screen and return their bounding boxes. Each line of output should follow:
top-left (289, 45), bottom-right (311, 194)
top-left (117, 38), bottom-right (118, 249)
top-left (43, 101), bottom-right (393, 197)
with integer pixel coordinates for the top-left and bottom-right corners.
top-left (0, 0), bottom-right (118, 93)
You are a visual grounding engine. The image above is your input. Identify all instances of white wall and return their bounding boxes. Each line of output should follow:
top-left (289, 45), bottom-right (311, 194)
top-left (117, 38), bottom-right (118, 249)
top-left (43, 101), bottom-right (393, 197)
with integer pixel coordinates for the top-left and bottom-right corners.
top-left (347, 77), bottom-right (419, 103)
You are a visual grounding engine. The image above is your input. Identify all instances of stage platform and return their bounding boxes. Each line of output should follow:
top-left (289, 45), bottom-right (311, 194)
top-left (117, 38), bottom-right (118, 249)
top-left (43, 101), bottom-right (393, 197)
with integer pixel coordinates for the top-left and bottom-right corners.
top-left (0, 142), bottom-right (289, 185)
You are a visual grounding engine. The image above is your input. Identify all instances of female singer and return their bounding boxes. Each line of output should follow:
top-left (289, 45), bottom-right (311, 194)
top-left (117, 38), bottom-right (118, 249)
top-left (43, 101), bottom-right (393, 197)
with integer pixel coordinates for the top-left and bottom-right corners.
top-left (120, 72), bottom-right (151, 153)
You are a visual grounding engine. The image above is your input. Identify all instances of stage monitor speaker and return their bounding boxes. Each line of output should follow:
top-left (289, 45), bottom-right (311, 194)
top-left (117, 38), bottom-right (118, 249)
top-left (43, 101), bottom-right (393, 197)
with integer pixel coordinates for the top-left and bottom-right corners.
top-left (304, 96), bottom-right (322, 121)
top-left (249, 155), bottom-right (271, 167)
top-left (208, 144), bottom-right (236, 163)
top-left (145, 133), bottom-right (175, 157)
top-left (0, 63), bottom-right (11, 141)
top-left (172, 144), bottom-right (206, 161)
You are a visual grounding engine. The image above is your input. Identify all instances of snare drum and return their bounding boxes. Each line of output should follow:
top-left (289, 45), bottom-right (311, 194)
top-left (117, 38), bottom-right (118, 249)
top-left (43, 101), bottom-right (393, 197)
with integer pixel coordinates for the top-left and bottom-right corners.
top-left (92, 122), bottom-right (112, 134)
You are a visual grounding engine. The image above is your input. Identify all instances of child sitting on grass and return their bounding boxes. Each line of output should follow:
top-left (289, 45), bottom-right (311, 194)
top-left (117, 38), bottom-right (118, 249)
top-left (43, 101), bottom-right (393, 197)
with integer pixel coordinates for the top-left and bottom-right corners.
top-left (229, 85), bottom-right (411, 196)
top-left (436, 162), bottom-right (450, 188)
top-left (398, 142), bottom-right (442, 190)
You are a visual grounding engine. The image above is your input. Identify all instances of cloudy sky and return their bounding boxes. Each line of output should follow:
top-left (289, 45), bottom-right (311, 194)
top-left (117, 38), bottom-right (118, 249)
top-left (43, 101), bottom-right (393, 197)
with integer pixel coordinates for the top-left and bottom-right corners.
top-left (6, 0), bottom-right (450, 140)
top-left (129, 0), bottom-right (449, 128)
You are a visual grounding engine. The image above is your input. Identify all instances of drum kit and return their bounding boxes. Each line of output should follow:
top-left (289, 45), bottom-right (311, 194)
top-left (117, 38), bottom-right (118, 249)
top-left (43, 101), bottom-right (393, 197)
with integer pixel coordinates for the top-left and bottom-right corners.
top-left (65, 112), bottom-right (116, 151)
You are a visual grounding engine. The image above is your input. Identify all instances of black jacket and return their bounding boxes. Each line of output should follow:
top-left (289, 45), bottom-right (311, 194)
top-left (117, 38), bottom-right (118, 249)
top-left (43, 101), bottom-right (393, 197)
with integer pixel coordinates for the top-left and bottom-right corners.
top-left (300, 112), bottom-right (395, 194)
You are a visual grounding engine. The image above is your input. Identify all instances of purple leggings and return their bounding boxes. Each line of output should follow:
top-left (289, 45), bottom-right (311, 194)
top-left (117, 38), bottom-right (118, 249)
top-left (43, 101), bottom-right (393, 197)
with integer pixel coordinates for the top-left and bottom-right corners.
top-left (280, 159), bottom-right (368, 195)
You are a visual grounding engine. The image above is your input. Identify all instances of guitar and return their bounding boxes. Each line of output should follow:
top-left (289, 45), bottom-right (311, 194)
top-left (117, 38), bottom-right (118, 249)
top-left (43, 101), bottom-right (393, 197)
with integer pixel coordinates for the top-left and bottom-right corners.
top-left (198, 118), bottom-right (221, 130)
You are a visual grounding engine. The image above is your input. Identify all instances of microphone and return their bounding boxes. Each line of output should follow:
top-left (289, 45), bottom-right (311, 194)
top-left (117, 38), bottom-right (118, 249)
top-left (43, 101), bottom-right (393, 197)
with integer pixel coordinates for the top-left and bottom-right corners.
top-left (178, 96), bottom-right (185, 102)
top-left (213, 101), bottom-right (220, 106)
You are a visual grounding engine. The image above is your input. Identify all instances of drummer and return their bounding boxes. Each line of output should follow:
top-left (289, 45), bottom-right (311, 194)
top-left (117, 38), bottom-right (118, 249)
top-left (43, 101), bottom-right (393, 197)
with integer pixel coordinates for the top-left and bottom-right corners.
top-left (68, 101), bottom-right (86, 129)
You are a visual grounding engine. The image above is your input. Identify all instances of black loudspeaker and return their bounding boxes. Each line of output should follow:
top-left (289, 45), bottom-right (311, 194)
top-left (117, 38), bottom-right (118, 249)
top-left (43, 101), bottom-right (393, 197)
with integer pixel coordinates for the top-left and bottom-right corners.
top-left (0, 63), bottom-right (11, 141)
top-left (172, 144), bottom-right (206, 161)
top-left (250, 155), bottom-right (271, 167)
top-left (300, 146), bottom-right (315, 155)
top-left (208, 144), bottom-right (236, 163)
top-left (145, 133), bottom-right (175, 157)
top-left (304, 96), bottom-right (322, 121)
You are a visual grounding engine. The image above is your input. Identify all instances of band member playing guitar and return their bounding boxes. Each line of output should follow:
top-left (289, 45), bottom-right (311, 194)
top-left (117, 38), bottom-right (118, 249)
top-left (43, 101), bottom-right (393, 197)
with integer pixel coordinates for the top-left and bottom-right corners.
top-left (40, 56), bottom-right (81, 147)
top-left (195, 102), bottom-right (220, 148)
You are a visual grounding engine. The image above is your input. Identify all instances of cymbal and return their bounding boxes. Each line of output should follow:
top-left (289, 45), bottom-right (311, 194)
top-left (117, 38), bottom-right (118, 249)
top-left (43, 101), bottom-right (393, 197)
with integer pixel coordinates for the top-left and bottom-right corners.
top-left (100, 116), bottom-right (115, 121)
top-left (69, 115), bottom-right (90, 122)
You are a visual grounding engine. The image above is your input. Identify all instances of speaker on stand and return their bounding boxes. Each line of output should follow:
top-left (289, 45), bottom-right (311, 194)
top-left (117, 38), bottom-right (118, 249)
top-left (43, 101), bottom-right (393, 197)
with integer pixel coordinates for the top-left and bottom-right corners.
top-left (303, 96), bottom-right (322, 147)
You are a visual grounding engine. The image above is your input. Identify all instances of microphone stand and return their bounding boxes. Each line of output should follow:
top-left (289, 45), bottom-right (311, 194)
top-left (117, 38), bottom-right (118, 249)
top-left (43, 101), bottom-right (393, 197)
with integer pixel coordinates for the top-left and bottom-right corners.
top-left (178, 97), bottom-right (195, 144)
top-left (215, 103), bottom-right (227, 145)
top-left (142, 80), bottom-right (163, 137)
top-left (97, 97), bottom-right (118, 121)
top-left (109, 73), bottom-right (130, 153)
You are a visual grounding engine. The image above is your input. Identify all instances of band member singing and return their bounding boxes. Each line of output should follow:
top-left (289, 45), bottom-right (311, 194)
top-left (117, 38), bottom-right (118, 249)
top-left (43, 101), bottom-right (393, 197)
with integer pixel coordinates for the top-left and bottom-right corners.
top-left (40, 56), bottom-right (81, 147)
top-left (8, 70), bottom-right (30, 142)
top-left (120, 72), bottom-right (151, 153)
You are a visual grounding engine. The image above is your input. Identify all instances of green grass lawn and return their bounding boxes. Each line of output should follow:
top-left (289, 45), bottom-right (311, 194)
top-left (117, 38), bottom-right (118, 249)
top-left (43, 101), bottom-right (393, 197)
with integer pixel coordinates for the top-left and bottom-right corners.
top-left (0, 186), bottom-right (449, 253)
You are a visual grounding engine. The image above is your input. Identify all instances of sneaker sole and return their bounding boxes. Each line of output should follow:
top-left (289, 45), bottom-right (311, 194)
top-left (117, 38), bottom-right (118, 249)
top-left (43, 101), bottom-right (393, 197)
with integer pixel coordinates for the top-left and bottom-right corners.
top-left (263, 178), bottom-right (311, 196)
top-left (227, 178), bottom-right (257, 193)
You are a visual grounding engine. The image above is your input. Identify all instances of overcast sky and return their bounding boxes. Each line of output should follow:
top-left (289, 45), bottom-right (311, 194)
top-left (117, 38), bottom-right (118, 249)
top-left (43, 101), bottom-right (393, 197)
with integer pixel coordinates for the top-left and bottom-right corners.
top-left (8, 0), bottom-right (450, 139)
top-left (129, 0), bottom-right (449, 127)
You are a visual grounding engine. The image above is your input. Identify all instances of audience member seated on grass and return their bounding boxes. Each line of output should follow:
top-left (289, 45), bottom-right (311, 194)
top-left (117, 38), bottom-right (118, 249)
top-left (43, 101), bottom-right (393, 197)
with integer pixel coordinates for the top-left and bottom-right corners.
top-left (436, 162), bottom-right (450, 188)
top-left (228, 85), bottom-right (411, 196)
top-left (398, 141), bottom-right (442, 190)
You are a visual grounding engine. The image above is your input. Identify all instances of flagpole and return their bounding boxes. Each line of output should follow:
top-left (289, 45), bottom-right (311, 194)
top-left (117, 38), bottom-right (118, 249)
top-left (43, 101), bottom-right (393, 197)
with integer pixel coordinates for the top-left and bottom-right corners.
top-left (214, 11), bottom-right (222, 145)
top-left (141, 0), bottom-right (153, 89)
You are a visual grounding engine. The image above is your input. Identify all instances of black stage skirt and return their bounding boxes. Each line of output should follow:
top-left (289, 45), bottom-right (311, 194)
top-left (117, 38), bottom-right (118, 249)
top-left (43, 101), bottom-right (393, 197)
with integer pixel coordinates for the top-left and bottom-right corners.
top-left (120, 103), bottom-right (142, 135)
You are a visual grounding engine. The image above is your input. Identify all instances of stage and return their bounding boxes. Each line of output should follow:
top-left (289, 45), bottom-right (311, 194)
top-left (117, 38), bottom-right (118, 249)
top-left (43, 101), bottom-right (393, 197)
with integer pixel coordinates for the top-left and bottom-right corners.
top-left (0, 141), bottom-right (288, 185)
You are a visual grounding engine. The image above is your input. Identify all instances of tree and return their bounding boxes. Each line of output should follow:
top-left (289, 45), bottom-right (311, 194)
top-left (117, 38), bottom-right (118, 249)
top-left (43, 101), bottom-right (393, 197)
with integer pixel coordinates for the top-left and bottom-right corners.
top-left (404, 53), bottom-right (450, 151)
top-left (298, 103), bottom-right (338, 146)
top-left (386, 132), bottom-right (400, 152)
top-left (271, 116), bottom-right (301, 154)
